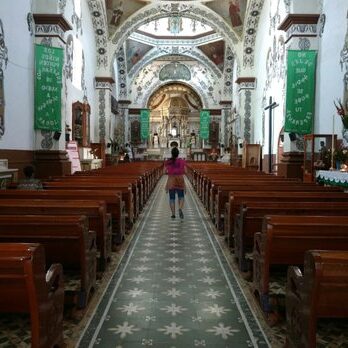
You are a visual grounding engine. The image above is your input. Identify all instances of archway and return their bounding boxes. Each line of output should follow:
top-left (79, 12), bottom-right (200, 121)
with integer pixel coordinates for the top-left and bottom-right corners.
top-left (147, 83), bottom-right (203, 150)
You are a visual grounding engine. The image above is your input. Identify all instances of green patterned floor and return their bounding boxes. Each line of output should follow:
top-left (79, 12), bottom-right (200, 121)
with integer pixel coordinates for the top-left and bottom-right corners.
top-left (78, 177), bottom-right (270, 347)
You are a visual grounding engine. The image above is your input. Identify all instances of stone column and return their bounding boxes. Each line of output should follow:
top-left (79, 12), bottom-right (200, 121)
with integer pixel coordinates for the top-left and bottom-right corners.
top-left (235, 77), bottom-right (256, 144)
top-left (95, 77), bottom-right (115, 144)
top-left (33, 14), bottom-right (72, 178)
top-left (219, 101), bottom-right (232, 150)
top-left (278, 14), bottom-right (320, 178)
top-left (118, 100), bottom-right (131, 145)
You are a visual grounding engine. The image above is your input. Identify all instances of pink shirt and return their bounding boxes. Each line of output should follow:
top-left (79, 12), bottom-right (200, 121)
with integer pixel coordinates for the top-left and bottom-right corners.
top-left (165, 158), bottom-right (186, 175)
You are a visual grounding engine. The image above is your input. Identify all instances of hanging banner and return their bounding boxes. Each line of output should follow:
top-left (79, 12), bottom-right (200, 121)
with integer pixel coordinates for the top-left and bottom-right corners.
top-left (140, 109), bottom-right (150, 140)
top-left (200, 110), bottom-right (210, 140)
top-left (34, 44), bottom-right (64, 131)
top-left (285, 50), bottom-right (317, 134)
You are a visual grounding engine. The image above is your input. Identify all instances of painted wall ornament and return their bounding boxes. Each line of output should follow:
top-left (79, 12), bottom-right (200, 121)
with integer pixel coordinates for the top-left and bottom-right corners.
top-left (159, 62), bottom-right (191, 81)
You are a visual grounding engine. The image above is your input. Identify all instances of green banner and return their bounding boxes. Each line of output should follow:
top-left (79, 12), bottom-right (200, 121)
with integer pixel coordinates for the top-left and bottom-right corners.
top-left (200, 110), bottom-right (210, 140)
top-left (285, 50), bottom-right (317, 134)
top-left (140, 109), bottom-right (150, 140)
top-left (34, 44), bottom-right (63, 131)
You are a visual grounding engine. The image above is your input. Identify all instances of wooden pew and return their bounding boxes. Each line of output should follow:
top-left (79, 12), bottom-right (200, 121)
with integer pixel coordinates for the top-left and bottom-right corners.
top-left (0, 189), bottom-right (126, 244)
top-left (0, 243), bottom-right (64, 348)
top-left (213, 182), bottom-right (341, 231)
top-left (253, 215), bottom-right (348, 312)
top-left (42, 182), bottom-right (134, 227)
top-left (226, 191), bottom-right (348, 249)
top-left (0, 215), bottom-right (96, 308)
top-left (234, 201), bottom-right (348, 272)
top-left (286, 250), bottom-right (348, 348)
top-left (0, 199), bottom-right (111, 270)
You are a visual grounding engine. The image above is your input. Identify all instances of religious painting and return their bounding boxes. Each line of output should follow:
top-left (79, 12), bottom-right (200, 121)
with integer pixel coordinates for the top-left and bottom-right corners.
top-left (126, 39), bottom-right (153, 72)
top-left (198, 40), bottom-right (225, 71)
top-left (205, 0), bottom-right (247, 31)
top-left (106, 0), bottom-right (147, 38)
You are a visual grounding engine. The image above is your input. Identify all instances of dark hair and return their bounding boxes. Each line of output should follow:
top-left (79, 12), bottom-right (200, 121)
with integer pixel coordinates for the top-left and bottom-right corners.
top-left (23, 165), bottom-right (34, 178)
top-left (171, 147), bottom-right (179, 161)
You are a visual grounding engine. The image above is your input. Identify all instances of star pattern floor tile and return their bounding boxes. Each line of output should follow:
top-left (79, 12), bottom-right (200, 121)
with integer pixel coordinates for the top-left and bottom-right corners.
top-left (78, 177), bottom-right (270, 348)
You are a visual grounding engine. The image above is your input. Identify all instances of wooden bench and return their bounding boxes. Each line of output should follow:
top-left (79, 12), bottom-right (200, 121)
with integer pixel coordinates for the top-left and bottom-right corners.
top-left (42, 182), bottom-right (134, 227)
top-left (0, 199), bottom-right (111, 270)
top-left (226, 191), bottom-right (348, 249)
top-left (234, 201), bottom-right (348, 272)
top-left (0, 215), bottom-right (96, 308)
top-left (0, 189), bottom-right (126, 244)
top-left (253, 215), bottom-right (348, 312)
top-left (212, 182), bottom-right (340, 231)
top-left (0, 243), bottom-right (64, 347)
top-left (286, 250), bottom-right (348, 348)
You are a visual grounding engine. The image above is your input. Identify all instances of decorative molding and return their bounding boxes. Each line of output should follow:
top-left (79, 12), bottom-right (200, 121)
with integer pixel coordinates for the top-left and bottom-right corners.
top-left (98, 89), bottom-right (106, 141)
top-left (58, 0), bottom-right (67, 14)
top-left (116, 45), bottom-right (127, 99)
top-left (235, 77), bottom-right (256, 91)
top-left (87, 0), bottom-right (108, 68)
top-left (33, 14), bottom-right (72, 44)
top-left (27, 13), bottom-right (34, 36)
top-left (244, 90), bottom-right (252, 143)
top-left (298, 37), bottom-right (311, 50)
top-left (223, 47), bottom-right (234, 98)
top-left (278, 14), bottom-right (320, 43)
top-left (95, 76), bottom-right (115, 90)
top-left (318, 14), bottom-right (326, 38)
top-left (40, 130), bottom-right (53, 150)
top-left (243, 0), bottom-right (266, 67)
top-left (64, 34), bottom-right (73, 81)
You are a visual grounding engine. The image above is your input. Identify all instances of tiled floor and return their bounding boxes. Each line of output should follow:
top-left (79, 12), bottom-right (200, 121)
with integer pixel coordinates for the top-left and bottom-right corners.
top-left (77, 177), bottom-right (270, 347)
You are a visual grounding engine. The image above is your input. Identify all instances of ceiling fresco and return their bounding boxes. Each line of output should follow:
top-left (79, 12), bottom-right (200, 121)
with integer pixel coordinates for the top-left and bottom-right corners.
top-left (125, 39), bottom-right (153, 72)
top-left (198, 40), bottom-right (225, 72)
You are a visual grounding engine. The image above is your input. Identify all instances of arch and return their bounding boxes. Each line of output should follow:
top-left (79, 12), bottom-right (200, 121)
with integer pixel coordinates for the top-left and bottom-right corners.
top-left (144, 81), bottom-right (209, 110)
top-left (148, 83), bottom-right (203, 111)
top-left (128, 48), bottom-right (223, 80)
top-left (110, 2), bottom-right (241, 71)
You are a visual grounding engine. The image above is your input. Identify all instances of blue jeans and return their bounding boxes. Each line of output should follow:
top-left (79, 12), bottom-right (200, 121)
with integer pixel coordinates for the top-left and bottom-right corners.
top-left (169, 189), bottom-right (184, 204)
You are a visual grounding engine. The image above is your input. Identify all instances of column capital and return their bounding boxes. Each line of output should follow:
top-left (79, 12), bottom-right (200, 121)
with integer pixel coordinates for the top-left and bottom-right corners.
top-left (95, 77), bottom-right (115, 90)
top-left (33, 14), bottom-right (72, 44)
top-left (278, 14), bottom-right (320, 44)
top-left (235, 77), bottom-right (256, 91)
top-left (219, 101), bottom-right (232, 107)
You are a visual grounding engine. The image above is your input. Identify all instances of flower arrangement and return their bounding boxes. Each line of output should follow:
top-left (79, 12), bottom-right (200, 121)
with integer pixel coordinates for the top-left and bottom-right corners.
top-left (333, 143), bottom-right (348, 163)
top-left (334, 99), bottom-right (348, 128)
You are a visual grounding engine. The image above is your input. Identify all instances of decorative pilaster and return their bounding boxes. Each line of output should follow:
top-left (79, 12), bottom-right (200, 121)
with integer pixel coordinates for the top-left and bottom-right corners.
top-left (95, 77), bottom-right (115, 143)
top-left (278, 14), bottom-right (320, 49)
top-left (235, 77), bottom-right (256, 144)
top-left (33, 14), bottom-right (72, 176)
top-left (220, 101), bottom-right (232, 148)
top-left (118, 100), bottom-right (132, 144)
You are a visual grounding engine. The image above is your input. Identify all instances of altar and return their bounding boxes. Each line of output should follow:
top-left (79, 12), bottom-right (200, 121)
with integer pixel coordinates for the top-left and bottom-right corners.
top-left (316, 170), bottom-right (348, 189)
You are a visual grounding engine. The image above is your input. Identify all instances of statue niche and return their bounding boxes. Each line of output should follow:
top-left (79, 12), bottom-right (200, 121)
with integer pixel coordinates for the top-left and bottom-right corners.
top-left (72, 101), bottom-right (90, 147)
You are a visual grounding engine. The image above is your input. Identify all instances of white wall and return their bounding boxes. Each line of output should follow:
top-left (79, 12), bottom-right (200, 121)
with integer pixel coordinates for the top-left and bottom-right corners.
top-left (315, 0), bottom-right (348, 139)
top-left (0, 1), bottom-right (35, 150)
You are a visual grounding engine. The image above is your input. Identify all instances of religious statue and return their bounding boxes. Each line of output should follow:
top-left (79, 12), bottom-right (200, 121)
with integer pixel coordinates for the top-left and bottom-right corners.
top-left (153, 132), bottom-right (159, 148)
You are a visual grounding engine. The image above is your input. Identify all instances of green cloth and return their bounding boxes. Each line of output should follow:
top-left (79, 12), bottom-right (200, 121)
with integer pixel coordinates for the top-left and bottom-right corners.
top-left (285, 50), bottom-right (317, 134)
top-left (200, 110), bottom-right (210, 140)
top-left (34, 44), bottom-right (63, 131)
top-left (140, 109), bottom-right (150, 140)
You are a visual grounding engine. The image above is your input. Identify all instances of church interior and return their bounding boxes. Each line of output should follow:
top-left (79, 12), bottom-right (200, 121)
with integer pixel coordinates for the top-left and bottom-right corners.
top-left (1, 0), bottom-right (348, 347)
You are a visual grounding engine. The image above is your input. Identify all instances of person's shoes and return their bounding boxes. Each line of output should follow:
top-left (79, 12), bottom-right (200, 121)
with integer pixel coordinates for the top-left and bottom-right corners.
top-left (179, 209), bottom-right (184, 219)
top-left (171, 215), bottom-right (176, 219)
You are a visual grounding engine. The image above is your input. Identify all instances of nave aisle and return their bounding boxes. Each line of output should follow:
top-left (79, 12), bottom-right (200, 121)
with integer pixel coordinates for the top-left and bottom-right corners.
top-left (77, 177), bottom-right (270, 348)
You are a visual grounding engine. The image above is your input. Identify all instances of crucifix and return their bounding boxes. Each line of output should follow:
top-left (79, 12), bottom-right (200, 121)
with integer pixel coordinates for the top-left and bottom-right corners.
top-left (264, 96), bottom-right (279, 173)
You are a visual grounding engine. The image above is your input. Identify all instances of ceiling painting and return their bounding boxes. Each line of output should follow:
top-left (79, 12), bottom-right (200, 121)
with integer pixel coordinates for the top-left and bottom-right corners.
top-left (198, 40), bottom-right (225, 71)
top-left (205, 0), bottom-right (247, 33)
top-left (126, 39), bottom-right (153, 72)
top-left (105, 0), bottom-right (147, 38)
